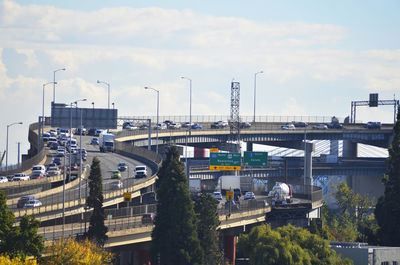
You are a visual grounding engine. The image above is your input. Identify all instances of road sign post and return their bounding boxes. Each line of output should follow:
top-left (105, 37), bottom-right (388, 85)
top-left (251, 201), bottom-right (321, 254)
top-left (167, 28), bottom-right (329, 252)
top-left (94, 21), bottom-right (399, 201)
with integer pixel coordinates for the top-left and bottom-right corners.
top-left (226, 190), bottom-right (234, 201)
top-left (123, 192), bottom-right (132, 202)
top-left (243, 151), bottom-right (268, 167)
top-left (209, 152), bottom-right (241, 171)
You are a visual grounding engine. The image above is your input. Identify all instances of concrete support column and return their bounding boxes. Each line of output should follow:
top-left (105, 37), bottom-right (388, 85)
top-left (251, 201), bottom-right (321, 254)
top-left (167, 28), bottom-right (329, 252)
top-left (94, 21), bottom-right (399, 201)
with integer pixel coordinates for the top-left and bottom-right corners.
top-left (330, 140), bottom-right (339, 156)
top-left (224, 235), bottom-right (236, 265)
top-left (246, 142), bottom-right (253, 151)
top-left (343, 140), bottom-right (358, 158)
top-left (304, 142), bottom-right (315, 186)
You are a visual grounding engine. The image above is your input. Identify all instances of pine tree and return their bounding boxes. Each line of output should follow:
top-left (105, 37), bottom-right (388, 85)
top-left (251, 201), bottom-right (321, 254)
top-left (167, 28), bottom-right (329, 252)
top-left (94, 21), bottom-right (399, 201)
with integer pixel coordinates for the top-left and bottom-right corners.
top-left (375, 106), bottom-right (400, 246)
top-left (15, 215), bottom-right (43, 258)
top-left (86, 157), bottom-right (108, 246)
top-left (194, 191), bottom-right (221, 265)
top-left (151, 146), bottom-right (204, 265)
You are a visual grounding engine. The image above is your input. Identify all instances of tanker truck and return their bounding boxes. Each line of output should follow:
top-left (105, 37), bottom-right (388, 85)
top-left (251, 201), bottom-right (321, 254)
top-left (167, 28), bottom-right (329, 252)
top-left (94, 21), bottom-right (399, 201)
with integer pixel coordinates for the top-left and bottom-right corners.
top-left (268, 182), bottom-right (293, 206)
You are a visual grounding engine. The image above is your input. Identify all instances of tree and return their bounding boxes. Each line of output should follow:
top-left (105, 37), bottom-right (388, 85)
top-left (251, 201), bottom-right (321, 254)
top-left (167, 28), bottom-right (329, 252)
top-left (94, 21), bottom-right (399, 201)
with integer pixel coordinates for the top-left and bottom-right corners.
top-left (0, 191), bottom-right (43, 259)
top-left (0, 190), bottom-right (17, 256)
top-left (40, 238), bottom-right (113, 265)
top-left (237, 224), bottom-right (352, 265)
top-left (86, 157), bottom-right (108, 246)
top-left (194, 191), bottom-right (221, 265)
top-left (14, 214), bottom-right (43, 258)
top-left (151, 146), bottom-right (204, 265)
top-left (321, 182), bottom-right (378, 243)
top-left (375, 106), bottom-right (400, 246)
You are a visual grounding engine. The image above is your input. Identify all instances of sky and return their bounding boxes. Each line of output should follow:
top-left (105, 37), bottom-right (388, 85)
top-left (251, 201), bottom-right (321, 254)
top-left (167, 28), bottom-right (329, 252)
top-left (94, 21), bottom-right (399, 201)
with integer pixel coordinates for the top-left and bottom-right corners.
top-left (0, 0), bottom-right (399, 165)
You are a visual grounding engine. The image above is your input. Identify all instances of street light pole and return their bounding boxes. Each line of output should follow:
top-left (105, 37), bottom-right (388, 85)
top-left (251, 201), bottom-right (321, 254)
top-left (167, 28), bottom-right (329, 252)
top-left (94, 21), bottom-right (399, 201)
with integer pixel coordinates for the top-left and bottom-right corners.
top-left (97, 80), bottom-right (110, 109)
top-left (181, 77), bottom-right (192, 135)
top-left (144, 86), bottom-right (159, 155)
top-left (53, 68), bottom-right (66, 103)
top-left (6, 122), bottom-right (22, 171)
top-left (42, 82), bottom-right (56, 148)
top-left (253, 70), bottom-right (263, 123)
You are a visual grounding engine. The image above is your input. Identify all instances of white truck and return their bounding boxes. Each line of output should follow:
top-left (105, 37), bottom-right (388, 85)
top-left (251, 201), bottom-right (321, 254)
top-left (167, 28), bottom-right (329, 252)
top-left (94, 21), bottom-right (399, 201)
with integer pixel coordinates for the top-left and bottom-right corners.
top-left (268, 182), bottom-right (293, 206)
top-left (189, 179), bottom-right (201, 193)
top-left (218, 175), bottom-right (252, 199)
top-left (99, 132), bottom-right (115, 152)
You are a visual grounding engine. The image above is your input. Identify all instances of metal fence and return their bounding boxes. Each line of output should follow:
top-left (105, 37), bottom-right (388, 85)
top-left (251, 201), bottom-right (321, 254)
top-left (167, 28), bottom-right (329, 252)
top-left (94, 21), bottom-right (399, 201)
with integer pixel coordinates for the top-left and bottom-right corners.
top-left (118, 115), bottom-right (340, 124)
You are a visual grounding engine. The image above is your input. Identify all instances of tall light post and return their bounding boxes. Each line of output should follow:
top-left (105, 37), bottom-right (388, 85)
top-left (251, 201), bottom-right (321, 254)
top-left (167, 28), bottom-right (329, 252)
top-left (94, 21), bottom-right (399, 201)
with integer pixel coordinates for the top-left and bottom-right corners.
top-left (74, 99), bottom-right (87, 200)
top-left (64, 98), bottom-right (86, 236)
top-left (53, 68), bottom-right (66, 103)
top-left (144, 86), bottom-right (159, 155)
top-left (42, 81), bottom-right (56, 148)
top-left (6, 122), bottom-right (22, 171)
top-left (253, 70), bottom-right (263, 123)
top-left (181, 76), bottom-right (192, 135)
top-left (97, 80), bottom-right (110, 109)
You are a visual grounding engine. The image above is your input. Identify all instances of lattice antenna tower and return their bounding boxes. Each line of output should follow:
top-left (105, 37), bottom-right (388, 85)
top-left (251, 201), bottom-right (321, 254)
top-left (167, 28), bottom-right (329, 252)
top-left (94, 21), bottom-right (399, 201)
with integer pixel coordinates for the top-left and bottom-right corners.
top-left (230, 81), bottom-right (241, 152)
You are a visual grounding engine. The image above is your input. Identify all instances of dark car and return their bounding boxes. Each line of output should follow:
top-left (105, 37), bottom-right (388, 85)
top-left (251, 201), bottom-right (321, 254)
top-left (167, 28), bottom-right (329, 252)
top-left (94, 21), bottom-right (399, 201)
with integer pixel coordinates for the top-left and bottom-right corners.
top-left (164, 120), bottom-right (173, 127)
top-left (87, 128), bottom-right (97, 136)
top-left (139, 124), bottom-right (149, 130)
top-left (118, 162), bottom-right (128, 172)
top-left (191, 123), bottom-right (203, 129)
top-left (17, 195), bottom-right (35, 208)
top-left (53, 157), bottom-right (62, 165)
top-left (327, 121), bottom-right (343, 129)
top-left (366, 122), bottom-right (381, 129)
top-left (142, 213), bottom-right (156, 224)
top-left (49, 141), bottom-right (59, 150)
top-left (90, 137), bottom-right (99, 145)
top-left (240, 122), bottom-right (251, 129)
top-left (293, 121), bottom-right (308, 127)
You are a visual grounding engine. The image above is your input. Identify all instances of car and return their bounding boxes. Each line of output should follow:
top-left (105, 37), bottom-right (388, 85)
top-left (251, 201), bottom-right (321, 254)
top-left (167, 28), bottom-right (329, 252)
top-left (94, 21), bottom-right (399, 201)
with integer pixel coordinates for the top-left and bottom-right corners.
top-left (90, 137), bottom-right (99, 145)
top-left (111, 170), bottom-right (121, 179)
top-left (30, 172), bottom-right (45, 179)
top-left (46, 166), bottom-right (61, 177)
top-left (0, 176), bottom-right (8, 183)
top-left (67, 163), bottom-right (78, 171)
top-left (111, 180), bottom-right (123, 189)
top-left (12, 173), bottom-right (30, 181)
top-left (169, 122), bottom-right (181, 129)
top-left (365, 121), bottom-right (381, 129)
top-left (41, 132), bottom-right (50, 142)
top-left (53, 157), bottom-right (62, 165)
top-left (125, 124), bottom-right (138, 130)
top-left (49, 141), bottom-right (59, 150)
top-left (191, 123), bottom-right (203, 129)
top-left (141, 213), bottom-right (156, 224)
top-left (154, 123), bottom-right (167, 130)
top-left (23, 199), bottom-right (42, 208)
top-left (17, 195), bottom-right (35, 208)
top-left (49, 129), bottom-right (58, 137)
top-left (281, 123), bottom-right (295, 130)
top-left (244, 191), bottom-right (256, 200)
top-left (211, 121), bottom-right (228, 129)
top-left (163, 120), bottom-right (173, 127)
top-left (312, 124), bottom-right (328, 130)
top-left (75, 127), bottom-right (87, 135)
top-left (47, 137), bottom-right (58, 147)
top-left (56, 150), bottom-right (65, 157)
top-left (118, 162), bottom-right (128, 172)
top-left (32, 165), bottom-right (46, 175)
top-left (87, 128), bottom-right (97, 136)
top-left (139, 124), bottom-right (149, 130)
top-left (135, 165), bottom-right (147, 178)
top-left (293, 121), bottom-right (308, 127)
top-left (182, 122), bottom-right (194, 128)
top-left (327, 121), bottom-right (343, 129)
top-left (123, 121), bottom-right (135, 129)
top-left (213, 191), bottom-right (223, 200)
top-left (240, 122), bottom-right (252, 129)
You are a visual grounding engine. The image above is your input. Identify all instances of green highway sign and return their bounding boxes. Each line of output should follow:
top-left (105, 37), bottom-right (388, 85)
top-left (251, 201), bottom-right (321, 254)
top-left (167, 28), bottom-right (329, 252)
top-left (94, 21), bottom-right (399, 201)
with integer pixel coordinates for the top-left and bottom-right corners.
top-left (209, 152), bottom-right (241, 170)
top-left (243, 151), bottom-right (268, 167)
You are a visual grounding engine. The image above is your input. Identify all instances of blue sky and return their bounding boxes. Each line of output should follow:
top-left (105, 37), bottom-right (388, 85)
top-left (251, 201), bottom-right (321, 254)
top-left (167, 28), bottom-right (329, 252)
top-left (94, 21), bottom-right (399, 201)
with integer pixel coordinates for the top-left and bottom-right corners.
top-left (1, 0), bottom-right (399, 164)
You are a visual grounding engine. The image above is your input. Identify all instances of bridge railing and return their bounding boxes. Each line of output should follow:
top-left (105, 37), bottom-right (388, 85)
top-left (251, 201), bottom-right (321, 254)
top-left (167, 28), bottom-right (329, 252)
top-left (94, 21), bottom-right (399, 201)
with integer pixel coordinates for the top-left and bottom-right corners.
top-left (118, 115), bottom-right (339, 124)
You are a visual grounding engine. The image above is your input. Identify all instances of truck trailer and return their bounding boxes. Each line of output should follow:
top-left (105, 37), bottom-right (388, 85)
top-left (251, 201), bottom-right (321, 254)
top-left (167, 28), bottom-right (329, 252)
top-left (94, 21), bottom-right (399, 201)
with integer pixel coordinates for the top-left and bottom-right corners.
top-left (99, 132), bottom-right (115, 152)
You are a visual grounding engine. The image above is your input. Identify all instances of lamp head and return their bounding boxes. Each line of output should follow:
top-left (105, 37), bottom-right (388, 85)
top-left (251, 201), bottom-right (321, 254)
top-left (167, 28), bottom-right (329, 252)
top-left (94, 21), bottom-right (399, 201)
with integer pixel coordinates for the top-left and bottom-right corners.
top-left (97, 80), bottom-right (100, 84)
top-left (144, 86), bottom-right (149, 89)
top-left (62, 68), bottom-right (66, 71)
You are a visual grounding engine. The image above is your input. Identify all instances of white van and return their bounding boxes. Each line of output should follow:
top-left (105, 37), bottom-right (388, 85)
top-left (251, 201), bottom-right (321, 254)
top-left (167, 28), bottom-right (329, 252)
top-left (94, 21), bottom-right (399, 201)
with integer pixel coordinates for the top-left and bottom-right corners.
top-left (135, 165), bottom-right (148, 178)
top-left (32, 165), bottom-right (46, 175)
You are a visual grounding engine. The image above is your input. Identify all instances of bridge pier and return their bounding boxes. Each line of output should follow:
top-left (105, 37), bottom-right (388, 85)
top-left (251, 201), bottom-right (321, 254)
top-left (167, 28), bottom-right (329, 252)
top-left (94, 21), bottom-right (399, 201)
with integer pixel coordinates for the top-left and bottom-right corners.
top-left (330, 140), bottom-right (339, 156)
top-left (224, 235), bottom-right (236, 265)
top-left (343, 140), bottom-right (358, 158)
